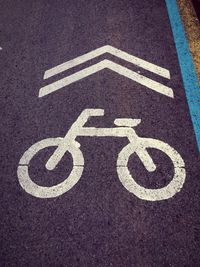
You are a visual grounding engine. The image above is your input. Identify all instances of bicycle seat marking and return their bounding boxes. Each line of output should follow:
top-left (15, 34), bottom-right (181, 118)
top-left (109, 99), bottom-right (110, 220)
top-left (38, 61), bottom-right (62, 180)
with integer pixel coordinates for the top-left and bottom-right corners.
top-left (17, 109), bottom-right (186, 201)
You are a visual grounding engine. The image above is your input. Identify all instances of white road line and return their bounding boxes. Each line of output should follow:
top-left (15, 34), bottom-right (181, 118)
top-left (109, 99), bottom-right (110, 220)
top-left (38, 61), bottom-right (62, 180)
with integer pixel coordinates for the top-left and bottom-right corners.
top-left (44, 45), bottom-right (170, 79)
top-left (39, 59), bottom-right (173, 98)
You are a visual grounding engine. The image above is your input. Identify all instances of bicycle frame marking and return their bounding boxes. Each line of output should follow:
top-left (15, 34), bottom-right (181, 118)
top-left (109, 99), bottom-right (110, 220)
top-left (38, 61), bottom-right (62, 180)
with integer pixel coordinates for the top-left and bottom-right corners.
top-left (18, 109), bottom-right (186, 201)
top-left (46, 109), bottom-right (140, 171)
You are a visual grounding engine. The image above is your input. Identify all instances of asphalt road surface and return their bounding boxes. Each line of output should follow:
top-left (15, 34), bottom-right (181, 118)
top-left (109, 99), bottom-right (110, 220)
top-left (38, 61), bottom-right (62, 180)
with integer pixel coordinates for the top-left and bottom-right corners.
top-left (192, 0), bottom-right (200, 21)
top-left (1, 0), bottom-right (200, 266)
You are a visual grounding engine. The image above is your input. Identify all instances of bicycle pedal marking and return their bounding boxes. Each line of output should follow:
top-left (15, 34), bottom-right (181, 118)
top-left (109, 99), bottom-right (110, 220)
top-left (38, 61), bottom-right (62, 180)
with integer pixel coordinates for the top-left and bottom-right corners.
top-left (17, 109), bottom-right (186, 201)
top-left (38, 45), bottom-right (174, 98)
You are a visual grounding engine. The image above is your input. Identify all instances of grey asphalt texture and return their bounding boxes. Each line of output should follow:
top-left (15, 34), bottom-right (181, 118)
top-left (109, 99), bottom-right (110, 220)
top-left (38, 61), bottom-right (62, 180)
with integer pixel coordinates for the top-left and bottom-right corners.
top-left (0, 0), bottom-right (200, 266)
top-left (192, 0), bottom-right (200, 21)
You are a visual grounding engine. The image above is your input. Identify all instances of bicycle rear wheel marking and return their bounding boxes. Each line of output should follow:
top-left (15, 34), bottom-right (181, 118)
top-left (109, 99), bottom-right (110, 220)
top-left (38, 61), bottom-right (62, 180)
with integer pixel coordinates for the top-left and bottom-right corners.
top-left (117, 139), bottom-right (186, 201)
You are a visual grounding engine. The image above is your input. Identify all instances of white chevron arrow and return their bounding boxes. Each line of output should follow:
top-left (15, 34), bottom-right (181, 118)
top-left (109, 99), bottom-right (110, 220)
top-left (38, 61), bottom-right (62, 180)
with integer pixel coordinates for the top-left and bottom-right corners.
top-left (43, 45), bottom-right (170, 79)
top-left (39, 45), bottom-right (173, 98)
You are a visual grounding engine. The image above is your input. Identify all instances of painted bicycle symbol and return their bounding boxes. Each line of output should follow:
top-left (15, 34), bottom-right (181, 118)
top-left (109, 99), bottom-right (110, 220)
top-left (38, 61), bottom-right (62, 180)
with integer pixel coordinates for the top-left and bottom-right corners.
top-left (17, 109), bottom-right (186, 201)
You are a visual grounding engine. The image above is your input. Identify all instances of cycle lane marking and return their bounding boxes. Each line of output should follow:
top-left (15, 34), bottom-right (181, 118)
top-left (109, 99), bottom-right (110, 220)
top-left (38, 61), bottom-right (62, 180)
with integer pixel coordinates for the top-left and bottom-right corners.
top-left (17, 3), bottom-right (191, 201)
top-left (39, 59), bottom-right (173, 98)
top-left (166, 0), bottom-right (200, 152)
top-left (17, 109), bottom-right (186, 201)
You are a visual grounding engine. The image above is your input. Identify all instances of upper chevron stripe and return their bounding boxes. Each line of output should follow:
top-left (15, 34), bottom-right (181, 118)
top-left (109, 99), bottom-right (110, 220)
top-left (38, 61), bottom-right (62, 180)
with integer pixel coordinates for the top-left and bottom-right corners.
top-left (43, 45), bottom-right (170, 80)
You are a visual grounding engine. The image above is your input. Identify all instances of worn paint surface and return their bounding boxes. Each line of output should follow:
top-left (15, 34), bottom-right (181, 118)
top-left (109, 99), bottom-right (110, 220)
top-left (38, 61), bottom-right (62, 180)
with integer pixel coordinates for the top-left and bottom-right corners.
top-left (177, 0), bottom-right (200, 82)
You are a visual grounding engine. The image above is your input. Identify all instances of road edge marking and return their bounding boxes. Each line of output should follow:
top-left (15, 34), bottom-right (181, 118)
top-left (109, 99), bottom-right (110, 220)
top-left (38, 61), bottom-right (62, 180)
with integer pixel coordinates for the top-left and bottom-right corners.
top-left (165, 0), bottom-right (200, 152)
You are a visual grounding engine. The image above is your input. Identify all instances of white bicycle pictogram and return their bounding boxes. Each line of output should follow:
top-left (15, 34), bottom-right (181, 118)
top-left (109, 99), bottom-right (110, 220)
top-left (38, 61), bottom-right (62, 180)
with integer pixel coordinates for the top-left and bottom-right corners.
top-left (17, 109), bottom-right (186, 201)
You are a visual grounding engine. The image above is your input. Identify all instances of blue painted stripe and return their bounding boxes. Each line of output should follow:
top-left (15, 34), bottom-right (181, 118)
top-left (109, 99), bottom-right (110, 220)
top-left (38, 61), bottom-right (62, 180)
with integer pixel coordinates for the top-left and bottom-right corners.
top-left (165, 0), bottom-right (200, 152)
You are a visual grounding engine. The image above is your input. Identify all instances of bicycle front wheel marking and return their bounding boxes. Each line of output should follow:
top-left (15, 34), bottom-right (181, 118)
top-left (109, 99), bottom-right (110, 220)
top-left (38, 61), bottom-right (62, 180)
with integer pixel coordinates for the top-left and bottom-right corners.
top-left (17, 138), bottom-right (84, 198)
top-left (117, 139), bottom-right (186, 201)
